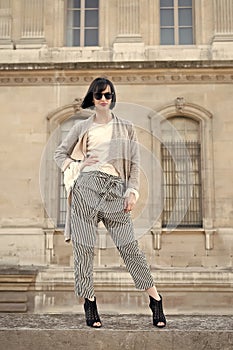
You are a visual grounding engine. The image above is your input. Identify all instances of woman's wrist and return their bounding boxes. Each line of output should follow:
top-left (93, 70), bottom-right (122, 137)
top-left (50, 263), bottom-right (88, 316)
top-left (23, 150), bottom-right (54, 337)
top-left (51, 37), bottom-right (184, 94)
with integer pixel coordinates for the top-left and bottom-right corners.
top-left (124, 188), bottom-right (139, 202)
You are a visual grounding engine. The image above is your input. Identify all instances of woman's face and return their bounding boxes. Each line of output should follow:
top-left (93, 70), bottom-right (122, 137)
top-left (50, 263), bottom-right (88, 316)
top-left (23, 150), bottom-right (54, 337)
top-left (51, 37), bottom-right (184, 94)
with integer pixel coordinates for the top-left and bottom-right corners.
top-left (93, 85), bottom-right (113, 111)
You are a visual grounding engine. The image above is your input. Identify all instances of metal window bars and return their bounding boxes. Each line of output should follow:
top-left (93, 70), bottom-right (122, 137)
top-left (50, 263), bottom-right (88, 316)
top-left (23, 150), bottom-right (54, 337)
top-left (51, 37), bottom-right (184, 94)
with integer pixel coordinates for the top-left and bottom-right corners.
top-left (161, 141), bottom-right (202, 228)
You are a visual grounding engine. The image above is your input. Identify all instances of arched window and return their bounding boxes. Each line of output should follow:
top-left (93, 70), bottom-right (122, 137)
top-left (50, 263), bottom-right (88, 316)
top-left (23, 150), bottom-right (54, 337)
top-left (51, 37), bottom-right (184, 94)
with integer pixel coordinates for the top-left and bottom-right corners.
top-left (161, 116), bottom-right (202, 228)
top-left (41, 103), bottom-right (91, 229)
top-left (57, 115), bottom-right (88, 226)
top-left (150, 100), bottom-right (215, 250)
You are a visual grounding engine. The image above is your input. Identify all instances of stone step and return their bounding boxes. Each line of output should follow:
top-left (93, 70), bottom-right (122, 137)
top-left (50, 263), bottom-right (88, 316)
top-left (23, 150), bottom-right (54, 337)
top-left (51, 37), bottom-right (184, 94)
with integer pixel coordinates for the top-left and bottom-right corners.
top-left (0, 314), bottom-right (232, 350)
top-left (0, 292), bottom-right (28, 312)
top-left (0, 303), bottom-right (27, 312)
top-left (0, 292), bottom-right (28, 303)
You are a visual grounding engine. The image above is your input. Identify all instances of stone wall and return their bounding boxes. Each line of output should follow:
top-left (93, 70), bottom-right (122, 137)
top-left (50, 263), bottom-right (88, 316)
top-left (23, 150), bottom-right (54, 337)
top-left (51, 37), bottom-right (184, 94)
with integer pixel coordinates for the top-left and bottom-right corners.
top-left (0, 63), bottom-right (232, 289)
top-left (0, 0), bottom-right (232, 313)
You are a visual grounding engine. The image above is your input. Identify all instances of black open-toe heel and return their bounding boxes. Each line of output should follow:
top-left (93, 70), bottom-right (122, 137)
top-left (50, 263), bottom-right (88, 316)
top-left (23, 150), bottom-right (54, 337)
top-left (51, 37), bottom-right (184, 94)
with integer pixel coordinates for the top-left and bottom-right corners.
top-left (149, 294), bottom-right (166, 328)
top-left (84, 297), bottom-right (102, 328)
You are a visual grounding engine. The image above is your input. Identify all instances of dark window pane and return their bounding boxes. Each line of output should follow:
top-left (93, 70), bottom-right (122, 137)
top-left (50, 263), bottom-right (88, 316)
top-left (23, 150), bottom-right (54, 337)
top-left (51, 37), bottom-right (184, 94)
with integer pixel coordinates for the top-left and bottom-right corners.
top-left (73, 10), bottom-right (80, 27)
top-left (160, 9), bottom-right (174, 26)
top-left (160, 0), bottom-right (174, 7)
top-left (85, 10), bottom-right (98, 27)
top-left (68, 0), bottom-right (80, 8)
top-left (161, 28), bottom-right (174, 44)
top-left (85, 29), bottom-right (98, 46)
top-left (86, 0), bottom-right (99, 8)
top-left (178, 0), bottom-right (192, 7)
top-left (73, 29), bottom-right (80, 46)
top-left (179, 8), bottom-right (192, 26)
top-left (179, 28), bottom-right (193, 44)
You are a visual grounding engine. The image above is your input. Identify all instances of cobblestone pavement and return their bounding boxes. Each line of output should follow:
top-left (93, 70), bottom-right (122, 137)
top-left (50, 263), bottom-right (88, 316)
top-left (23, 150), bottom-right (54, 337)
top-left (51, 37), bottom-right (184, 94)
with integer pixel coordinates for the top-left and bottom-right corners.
top-left (0, 313), bottom-right (233, 331)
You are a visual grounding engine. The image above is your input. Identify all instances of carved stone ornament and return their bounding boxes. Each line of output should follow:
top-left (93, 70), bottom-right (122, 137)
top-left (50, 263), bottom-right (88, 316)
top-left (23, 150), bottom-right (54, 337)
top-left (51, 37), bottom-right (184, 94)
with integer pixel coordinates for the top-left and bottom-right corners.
top-left (175, 97), bottom-right (186, 112)
top-left (1, 70), bottom-right (233, 86)
top-left (72, 98), bottom-right (83, 113)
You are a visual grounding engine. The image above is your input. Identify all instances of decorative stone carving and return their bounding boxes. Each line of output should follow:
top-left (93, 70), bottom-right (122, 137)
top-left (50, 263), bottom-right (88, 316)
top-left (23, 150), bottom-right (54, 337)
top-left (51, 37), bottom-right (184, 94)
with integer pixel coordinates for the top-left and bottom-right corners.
top-left (151, 228), bottom-right (162, 250)
top-left (175, 97), bottom-right (186, 112)
top-left (1, 68), bottom-right (233, 86)
top-left (72, 98), bottom-right (82, 113)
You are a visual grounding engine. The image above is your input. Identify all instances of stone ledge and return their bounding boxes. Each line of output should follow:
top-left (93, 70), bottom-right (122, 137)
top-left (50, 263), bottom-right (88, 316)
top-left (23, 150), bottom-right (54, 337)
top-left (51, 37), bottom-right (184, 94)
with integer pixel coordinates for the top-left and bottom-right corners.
top-left (0, 67), bottom-right (233, 87)
top-left (0, 303), bottom-right (27, 312)
top-left (1, 60), bottom-right (233, 71)
top-left (0, 314), bottom-right (232, 350)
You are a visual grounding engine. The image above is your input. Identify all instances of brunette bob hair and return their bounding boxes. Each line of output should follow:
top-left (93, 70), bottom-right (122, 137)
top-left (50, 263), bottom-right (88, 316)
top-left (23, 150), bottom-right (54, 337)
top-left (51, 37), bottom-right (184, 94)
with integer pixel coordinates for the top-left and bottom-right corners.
top-left (81, 77), bottom-right (116, 110)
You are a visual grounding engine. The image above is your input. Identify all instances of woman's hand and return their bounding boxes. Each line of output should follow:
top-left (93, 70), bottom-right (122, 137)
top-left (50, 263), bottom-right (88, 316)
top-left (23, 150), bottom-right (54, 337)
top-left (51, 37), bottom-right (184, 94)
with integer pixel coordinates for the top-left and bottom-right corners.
top-left (80, 154), bottom-right (99, 170)
top-left (124, 192), bottom-right (136, 213)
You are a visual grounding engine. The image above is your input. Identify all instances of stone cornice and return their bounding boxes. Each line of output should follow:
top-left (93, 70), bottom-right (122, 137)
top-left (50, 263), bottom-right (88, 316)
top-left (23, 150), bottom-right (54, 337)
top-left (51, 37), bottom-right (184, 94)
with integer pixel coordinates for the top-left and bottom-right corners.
top-left (1, 60), bottom-right (233, 70)
top-left (0, 61), bottom-right (233, 86)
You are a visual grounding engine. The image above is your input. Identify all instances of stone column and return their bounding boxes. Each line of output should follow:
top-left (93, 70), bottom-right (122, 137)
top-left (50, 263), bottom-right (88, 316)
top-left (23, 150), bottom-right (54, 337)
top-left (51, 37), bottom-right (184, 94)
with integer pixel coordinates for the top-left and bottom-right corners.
top-left (213, 0), bottom-right (233, 40)
top-left (113, 0), bottom-right (144, 60)
top-left (0, 0), bottom-right (12, 47)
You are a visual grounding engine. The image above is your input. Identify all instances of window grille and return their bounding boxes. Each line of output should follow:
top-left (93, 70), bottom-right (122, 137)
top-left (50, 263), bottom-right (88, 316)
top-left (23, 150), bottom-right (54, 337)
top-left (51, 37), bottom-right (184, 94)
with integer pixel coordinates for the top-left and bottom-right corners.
top-left (58, 172), bottom-right (67, 227)
top-left (66, 0), bottom-right (99, 46)
top-left (160, 0), bottom-right (193, 45)
top-left (57, 117), bottom-right (77, 227)
top-left (161, 141), bottom-right (202, 228)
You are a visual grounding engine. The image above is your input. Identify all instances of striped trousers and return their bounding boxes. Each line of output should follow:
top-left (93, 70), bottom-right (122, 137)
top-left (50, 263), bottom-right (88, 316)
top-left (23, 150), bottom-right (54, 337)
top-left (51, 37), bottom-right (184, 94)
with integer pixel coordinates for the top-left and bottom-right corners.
top-left (71, 171), bottom-right (154, 299)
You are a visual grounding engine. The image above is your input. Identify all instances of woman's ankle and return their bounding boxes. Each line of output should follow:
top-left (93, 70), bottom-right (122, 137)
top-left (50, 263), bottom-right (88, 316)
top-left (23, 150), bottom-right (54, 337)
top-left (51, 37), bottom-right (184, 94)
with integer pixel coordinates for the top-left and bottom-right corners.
top-left (87, 296), bottom-right (95, 302)
top-left (146, 287), bottom-right (161, 301)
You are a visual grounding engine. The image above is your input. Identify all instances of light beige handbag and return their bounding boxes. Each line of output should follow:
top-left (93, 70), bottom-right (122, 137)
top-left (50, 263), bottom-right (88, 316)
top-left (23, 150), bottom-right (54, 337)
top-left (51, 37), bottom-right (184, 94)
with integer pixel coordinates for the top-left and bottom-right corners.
top-left (63, 133), bottom-right (87, 194)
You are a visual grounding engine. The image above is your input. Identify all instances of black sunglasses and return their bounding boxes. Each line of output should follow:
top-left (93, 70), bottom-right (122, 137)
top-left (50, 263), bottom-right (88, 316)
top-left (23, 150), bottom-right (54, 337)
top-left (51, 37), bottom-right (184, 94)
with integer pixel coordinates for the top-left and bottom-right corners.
top-left (93, 92), bottom-right (114, 100)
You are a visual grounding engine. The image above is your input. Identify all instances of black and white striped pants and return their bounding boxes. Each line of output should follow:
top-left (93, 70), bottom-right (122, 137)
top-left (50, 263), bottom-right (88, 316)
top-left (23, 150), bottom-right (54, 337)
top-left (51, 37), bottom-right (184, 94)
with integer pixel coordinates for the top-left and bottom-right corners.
top-left (71, 171), bottom-right (154, 298)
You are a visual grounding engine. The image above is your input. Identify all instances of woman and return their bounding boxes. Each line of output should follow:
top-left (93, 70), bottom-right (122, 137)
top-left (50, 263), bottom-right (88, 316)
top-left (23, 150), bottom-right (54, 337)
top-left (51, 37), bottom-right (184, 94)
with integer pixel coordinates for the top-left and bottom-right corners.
top-left (54, 77), bottom-right (166, 328)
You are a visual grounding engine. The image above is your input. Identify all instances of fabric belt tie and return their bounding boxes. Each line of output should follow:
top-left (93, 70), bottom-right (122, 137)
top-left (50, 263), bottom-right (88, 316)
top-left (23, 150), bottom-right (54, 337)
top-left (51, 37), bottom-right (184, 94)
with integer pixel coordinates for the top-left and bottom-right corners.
top-left (86, 172), bottom-right (123, 220)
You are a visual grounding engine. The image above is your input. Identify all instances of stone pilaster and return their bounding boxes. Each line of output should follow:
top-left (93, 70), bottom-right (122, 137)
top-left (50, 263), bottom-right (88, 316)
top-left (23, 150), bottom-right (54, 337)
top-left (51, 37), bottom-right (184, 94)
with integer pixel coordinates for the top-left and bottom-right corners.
top-left (47, 0), bottom-right (65, 47)
top-left (113, 0), bottom-right (144, 61)
top-left (115, 0), bottom-right (141, 42)
top-left (213, 0), bottom-right (233, 40)
top-left (211, 0), bottom-right (233, 58)
top-left (18, 0), bottom-right (45, 47)
top-left (0, 0), bottom-right (12, 47)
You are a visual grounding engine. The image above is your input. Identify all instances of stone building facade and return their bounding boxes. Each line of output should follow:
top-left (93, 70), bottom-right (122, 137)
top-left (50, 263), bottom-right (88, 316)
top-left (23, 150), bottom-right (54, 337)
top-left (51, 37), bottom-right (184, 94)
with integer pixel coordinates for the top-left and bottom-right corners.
top-left (0, 0), bottom-right (232, 314)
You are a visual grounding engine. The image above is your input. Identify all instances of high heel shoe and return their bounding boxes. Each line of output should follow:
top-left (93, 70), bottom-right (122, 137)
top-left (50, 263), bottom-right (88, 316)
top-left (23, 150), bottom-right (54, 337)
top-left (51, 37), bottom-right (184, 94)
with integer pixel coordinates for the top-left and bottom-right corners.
top-left (149, 294), bottom-right (166, 328)
top-left (84, 297), bottom-right (102, 328)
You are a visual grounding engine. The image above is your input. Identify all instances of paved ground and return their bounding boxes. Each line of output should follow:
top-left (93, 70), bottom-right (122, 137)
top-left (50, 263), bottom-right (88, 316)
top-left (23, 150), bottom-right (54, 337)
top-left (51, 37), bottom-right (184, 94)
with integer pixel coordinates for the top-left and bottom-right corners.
top-left (0, 313), bottom-right (232, 331)
top-left (0, 313), bottom-right (232, 350)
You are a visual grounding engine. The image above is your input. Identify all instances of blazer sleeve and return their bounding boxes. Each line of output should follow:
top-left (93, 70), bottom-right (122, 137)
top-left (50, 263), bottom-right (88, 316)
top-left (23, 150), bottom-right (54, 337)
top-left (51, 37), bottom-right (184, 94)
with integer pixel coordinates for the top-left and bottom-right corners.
top-left (127, 124), bottom-right (140, 192)
top-left (54, 123), bottom-right (81, 172)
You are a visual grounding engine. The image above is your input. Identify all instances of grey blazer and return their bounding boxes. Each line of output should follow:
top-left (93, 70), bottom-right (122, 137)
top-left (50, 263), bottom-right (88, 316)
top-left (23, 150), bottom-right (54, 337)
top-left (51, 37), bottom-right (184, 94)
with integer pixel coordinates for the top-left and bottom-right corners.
top-left (54, 113), bottom-right (140, 191)
top-left (54, 113), bottom-right (140, 241)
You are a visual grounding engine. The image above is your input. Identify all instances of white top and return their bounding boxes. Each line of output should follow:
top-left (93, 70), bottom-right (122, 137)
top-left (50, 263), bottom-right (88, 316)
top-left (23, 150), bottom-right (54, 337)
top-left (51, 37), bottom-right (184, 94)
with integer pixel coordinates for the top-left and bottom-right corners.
top-left (82, 120), bottom-right (118, 176)
top-left (82, 120), bottom-right (139, 200)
